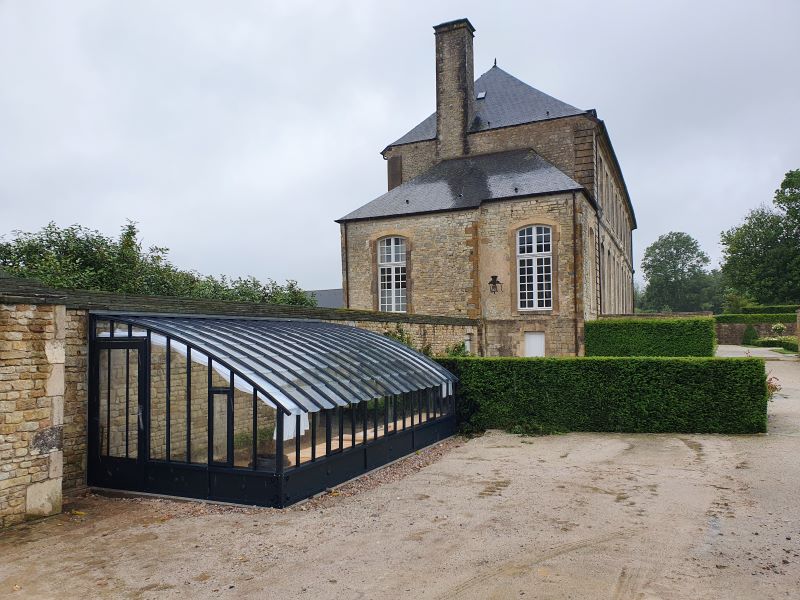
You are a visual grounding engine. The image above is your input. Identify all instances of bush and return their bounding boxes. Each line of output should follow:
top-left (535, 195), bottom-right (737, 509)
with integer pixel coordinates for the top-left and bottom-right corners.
top-left (742, 325), bottom-right (758, 345)
top-left (438, 356), bottom-right (768, 434)
top-left (751, 336), bottom-right (798, 353)
top-left (736, 305), bottom-right (800, 314)
top-left (584, 317), bottom-right (716, 357)
top-left (771, 323), bottom-right (787, 335)
top-left (714, 313), bottom-right (797, 324)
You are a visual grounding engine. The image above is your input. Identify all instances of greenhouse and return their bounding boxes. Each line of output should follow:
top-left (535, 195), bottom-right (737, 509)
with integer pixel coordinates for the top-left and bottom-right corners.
top-left (88, 313), bottom-right (457, 507)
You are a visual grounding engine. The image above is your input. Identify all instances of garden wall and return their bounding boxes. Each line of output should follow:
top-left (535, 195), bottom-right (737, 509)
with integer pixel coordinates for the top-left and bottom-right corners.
top-left (715, 320), bottom-right (797, 344)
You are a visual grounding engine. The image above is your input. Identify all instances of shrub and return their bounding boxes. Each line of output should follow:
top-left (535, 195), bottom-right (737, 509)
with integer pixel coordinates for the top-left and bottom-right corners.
top-left (439, 341), bottom-right (471, 357)
top-left (438, 356), bottom-right (768, 434)
top-left (751, 336), bottom-right (798, 353)
top-left (736, 305), bottom-right (800, 315)
top-left (742, 325), bottom-right (758, 345)
top-left (584, 317), bottom-right (716, 357)
top-left (714, 313), bottom-right (797, 324)
top-left (771, 323), bottom-right (787, 335)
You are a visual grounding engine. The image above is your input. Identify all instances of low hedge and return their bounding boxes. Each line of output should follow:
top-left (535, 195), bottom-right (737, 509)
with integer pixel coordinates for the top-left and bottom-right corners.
top-left (751, 336), bottom-right (799, 352)
top-left (714, 313), bottom-right (797, 324)
top-left (584, 317), bottom-right (716, 357)
top-left (438, 357), bottom-right (768, 434)
top-left (736, 305), bottom-right (800, 315)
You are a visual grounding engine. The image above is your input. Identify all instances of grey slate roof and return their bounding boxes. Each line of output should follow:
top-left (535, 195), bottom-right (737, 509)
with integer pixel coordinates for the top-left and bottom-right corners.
top-left (388, 66), bottom-right (586, 148)
top-left (338, 149), bottom-right (582, 222)
top-left (306, 288), bottom-right (344, 309)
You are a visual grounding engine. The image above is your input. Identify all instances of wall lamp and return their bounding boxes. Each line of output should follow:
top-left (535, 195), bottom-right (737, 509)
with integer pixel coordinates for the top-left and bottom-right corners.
top-left (488, 275), bottom-right (503, 294)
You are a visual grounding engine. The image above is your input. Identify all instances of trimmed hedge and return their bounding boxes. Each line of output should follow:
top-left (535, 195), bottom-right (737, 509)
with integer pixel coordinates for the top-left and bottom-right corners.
top-left (584, 317), bottom-right (716, 357)
top-left (751, 336), bottom-right (799, 352)
top-left (736, 305), bottom-right (800, 315)
top-left (438, 357), bottom-right (768, 434)
top-left (714, 313), bottom-right (797, 324)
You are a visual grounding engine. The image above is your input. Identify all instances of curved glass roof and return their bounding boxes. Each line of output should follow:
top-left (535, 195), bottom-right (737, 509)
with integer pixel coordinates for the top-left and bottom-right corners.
top-left (98, 315), bottom-right (457, 416)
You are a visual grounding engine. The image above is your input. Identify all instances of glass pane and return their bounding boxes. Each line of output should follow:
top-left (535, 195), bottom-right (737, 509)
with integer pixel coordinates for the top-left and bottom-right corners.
top-left (329, 408), bottom-right (341, 453)
top-left (108, 348), bottom-right (131, 458)
top-left (127, 350), bottom-right (139, 457)
top-left (212, 393), bottom-right (228, 464)
top-left (190, 351), bottom-right (209, 464)
top-left (254, 394), bottom-right (279, 471)
top-left (98, 349), bottom-right (108, 456)
top-left (169, 344), bottom-right (188, 462)
top-left (233, 386), bottom-right (254, 468)
top-left (386, 396), bottom-right (396, 433)
top-left (149, 341), bottom-right (167, 460)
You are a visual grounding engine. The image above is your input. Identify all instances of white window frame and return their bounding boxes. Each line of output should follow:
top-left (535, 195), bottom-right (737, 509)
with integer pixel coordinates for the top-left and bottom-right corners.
top-left (517, 225), bottom-right (553, 311)
top-left (377, 236), bottom-right (407, 313)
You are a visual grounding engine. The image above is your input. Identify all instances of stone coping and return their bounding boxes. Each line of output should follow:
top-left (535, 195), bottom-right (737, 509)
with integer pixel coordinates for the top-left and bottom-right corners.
top-left (0, 278), bottom-right (477, 327)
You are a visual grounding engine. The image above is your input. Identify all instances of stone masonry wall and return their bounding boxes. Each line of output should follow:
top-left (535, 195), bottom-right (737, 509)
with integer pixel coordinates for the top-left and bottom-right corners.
top-left (0, 304), bottom-right (64, 527)
top-left (716, 321), bottom-right (798, 345)
top-left (63, 309), bottom-right (87, 492)
top-left (343, 210), bottom-right (478, 317)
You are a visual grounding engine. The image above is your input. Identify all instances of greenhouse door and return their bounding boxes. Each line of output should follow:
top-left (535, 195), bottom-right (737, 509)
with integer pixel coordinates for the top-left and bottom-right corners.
top-left (89, 339), bottom-right (148, 490)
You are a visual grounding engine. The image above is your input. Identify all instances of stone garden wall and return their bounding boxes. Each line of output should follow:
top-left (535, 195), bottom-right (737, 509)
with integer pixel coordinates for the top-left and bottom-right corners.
top-left (0, 304), bottom-right (65, 527)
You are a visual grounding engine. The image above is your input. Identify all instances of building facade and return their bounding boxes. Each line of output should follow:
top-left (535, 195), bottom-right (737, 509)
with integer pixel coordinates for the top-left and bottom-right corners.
top-left (338, 18), bottom-right (636, 357)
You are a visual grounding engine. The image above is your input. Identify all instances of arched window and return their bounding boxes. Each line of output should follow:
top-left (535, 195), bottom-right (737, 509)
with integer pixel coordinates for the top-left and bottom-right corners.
top-left (378, 236), bottom-right (407, 312)
top-left (517, 225), bottom-right (552, 310)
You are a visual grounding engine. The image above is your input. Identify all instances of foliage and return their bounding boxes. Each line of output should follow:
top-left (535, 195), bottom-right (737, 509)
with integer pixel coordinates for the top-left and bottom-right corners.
top-left (734, 304), bottom-right (800, 315)
top-left (720, 170), bottom-right (800, 304)
top-left (382, 324), bottom-right (432, 356)
top-left (751, 336), bottom-right (798, 353)
top-left (771, 322), bottom-right (787, 335)
top-left (741, 325), bottom-right (759, 345)
top-left (440, 341), bottom-right (471, 357)
top-left (584, 317), bottom-right (716, 357)
top-left (714, 313), bottom-right (797, 324)
top-left (383, 324), bottom-right (414, 347)
top-left (639, 232), bottom-right (722, 312)
top-left (767, 374), bottom-right (782, 400)
top-left (437, 356), bottom-right (768, 434)
top-left (0, 221), bottom-right (315, 306)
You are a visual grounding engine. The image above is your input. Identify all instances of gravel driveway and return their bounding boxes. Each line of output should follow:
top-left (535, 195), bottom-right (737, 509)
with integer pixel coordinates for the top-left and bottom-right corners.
top-left (1, 347), bottom-right (798, 599)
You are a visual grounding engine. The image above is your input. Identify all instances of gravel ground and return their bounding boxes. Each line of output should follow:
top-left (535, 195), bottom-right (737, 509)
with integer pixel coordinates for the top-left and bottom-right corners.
top-left (0, 350), bottom-right (798, 599)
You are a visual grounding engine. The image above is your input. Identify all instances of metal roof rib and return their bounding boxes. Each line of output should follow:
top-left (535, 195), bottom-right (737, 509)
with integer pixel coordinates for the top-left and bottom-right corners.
top-left (95, 314), bottom-right (457, 416)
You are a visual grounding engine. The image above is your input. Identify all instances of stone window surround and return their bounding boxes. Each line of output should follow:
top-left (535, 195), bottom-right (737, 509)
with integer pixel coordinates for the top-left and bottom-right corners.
top-left (377, 236), bottom-right (408, 313)
top-left (368, 229), bottom-right (414, 314)
top-left (516, 224), bottom-right (553, 311)
top-left (506, 216), bottom-right (561, 317)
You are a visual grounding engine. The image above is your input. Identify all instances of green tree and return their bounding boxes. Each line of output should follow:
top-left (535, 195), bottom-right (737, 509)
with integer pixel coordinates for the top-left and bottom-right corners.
top-left (0, 221), bottom-right (315, 306)
top-left (640, 232), bottom-right (719, 312)
top-left (720, 170), bottom-right (800, 304)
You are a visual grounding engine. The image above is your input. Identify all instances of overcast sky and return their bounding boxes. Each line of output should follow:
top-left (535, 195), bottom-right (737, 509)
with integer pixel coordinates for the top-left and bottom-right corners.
top-left (1, 1), bottom-right (798, 289)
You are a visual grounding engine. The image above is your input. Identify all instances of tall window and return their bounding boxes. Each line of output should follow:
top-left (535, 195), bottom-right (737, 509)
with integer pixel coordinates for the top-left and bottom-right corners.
top-left (517, 226), bottom-right (552, 310)
top-left (378, 237), bottom-right (407, 312)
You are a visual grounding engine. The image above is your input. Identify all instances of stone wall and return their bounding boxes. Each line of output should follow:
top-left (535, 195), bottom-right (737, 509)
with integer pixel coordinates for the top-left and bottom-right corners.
top-left (63, 310), bottom-right (87, 492)
top-left (716, 321), bottom-right (798, 345)
top-left (0, 304), bottom-right (64, 527)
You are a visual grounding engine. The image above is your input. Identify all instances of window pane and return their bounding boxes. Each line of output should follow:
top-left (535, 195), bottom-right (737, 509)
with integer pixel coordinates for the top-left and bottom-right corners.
top-left (212, 392), bottom-right (228, 464)
top-left (190, 351), bottom-right (209, 464)
top-left (149, 341), bottom-right (167, 460)
top-left (232, 386), bottom-right (254, 468)
top-left (169, 344), bottom-right (188, 462)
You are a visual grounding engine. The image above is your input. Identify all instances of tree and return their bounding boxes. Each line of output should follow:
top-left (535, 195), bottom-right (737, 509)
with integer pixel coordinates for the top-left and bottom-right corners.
top-left (0, 221), bottom-right (316, 306)
top-left (640, 232), bottom-right (720, 312)
top-left (720, 170), bottom-right (800, 304)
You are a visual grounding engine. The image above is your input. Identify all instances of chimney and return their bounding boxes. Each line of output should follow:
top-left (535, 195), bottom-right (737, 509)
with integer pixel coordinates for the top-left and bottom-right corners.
top-left (433, 18), bottom-right (475, 160)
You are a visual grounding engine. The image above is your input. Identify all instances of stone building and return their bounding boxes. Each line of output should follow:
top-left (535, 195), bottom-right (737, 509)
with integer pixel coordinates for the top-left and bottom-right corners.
top-left (338, 18), bottom-right (636, 356)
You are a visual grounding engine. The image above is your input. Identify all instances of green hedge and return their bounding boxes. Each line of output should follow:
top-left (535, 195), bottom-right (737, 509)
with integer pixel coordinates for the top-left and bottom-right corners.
top-left (714, 313), bottom-right (797, 324)
top-left (751, 336), bottom-right (799, 352)
top-left (735, 305), bottom-right (800, 314)
top-left (438, 357), bottom-right (768, 434)
top-left (584, 317), bottom-right (716, 357)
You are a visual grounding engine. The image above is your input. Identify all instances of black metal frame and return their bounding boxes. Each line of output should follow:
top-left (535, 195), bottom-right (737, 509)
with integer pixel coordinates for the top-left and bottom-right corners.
top-left (86, 314), bottom-right (457, 507)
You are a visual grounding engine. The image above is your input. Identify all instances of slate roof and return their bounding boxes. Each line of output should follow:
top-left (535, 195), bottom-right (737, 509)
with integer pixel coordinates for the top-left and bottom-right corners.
top-left (338, 149), bottom-right (582, 222)
top-left (387, 66), bottom-right (586, 149)
top-left (305, 288), bottom-right (344, 309)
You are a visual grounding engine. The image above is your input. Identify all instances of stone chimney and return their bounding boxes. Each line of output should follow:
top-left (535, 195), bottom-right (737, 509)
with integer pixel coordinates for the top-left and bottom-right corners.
top-left (434, 18), bottom-right (475, 160)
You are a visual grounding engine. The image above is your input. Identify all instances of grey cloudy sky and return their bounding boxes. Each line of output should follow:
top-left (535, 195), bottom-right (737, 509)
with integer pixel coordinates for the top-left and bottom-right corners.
top-left (1, 1), bottom-right (798, 289)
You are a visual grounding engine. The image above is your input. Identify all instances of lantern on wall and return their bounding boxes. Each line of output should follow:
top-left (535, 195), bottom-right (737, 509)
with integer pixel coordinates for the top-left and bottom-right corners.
top-left (488, 275), bottom-right (503, 294)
